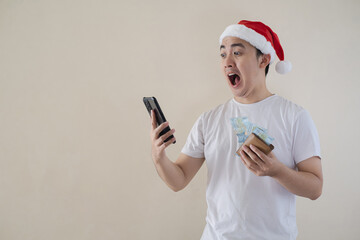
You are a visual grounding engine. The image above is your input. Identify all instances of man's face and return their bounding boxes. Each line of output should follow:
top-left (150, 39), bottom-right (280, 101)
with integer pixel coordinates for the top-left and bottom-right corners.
top-left (220, 36), bottom-right (266, 101)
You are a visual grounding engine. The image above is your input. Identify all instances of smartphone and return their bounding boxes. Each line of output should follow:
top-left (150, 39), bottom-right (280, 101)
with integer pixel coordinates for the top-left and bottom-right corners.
top-left (143, 97), bottom-right (176, 144)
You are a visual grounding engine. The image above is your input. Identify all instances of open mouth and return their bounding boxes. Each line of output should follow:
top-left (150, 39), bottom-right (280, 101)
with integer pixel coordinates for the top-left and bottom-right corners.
top-left (228, 73), bottom-right (240, 86)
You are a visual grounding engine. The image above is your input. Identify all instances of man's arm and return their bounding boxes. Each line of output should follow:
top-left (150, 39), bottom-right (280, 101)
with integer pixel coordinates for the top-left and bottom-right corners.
top-left (239, 145), bottom-right (323, 200)
top-left (150, 110), bottom-right (205, 192)
top-left (272, 156), bottom-right (322, 200)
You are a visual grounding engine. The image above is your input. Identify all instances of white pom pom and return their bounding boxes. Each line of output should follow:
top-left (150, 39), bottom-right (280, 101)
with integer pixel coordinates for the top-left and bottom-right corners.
top-left (275, 60), bottom-right (292, 74)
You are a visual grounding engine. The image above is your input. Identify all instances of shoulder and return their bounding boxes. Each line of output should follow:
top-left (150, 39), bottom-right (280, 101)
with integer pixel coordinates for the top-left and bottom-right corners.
top-left (271, 95), bottom-right (308, 120)
top-left (272, 95), bottom-right (304, 113)
top-left (273, 95), bottom-right (317, 132)
top-left (187, 100), bottom-right (232, 135)
top-left (200, 99), bottom-right (233, 121)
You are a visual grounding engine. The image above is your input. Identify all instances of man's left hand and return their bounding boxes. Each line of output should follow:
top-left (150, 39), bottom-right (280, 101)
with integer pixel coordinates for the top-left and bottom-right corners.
top-left (239, 144), bottom-right (284, 177)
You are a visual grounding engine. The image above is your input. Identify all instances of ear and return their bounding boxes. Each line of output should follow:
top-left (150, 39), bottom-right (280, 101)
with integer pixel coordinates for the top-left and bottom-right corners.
top-left (259, 54), bottom-right (271, 68)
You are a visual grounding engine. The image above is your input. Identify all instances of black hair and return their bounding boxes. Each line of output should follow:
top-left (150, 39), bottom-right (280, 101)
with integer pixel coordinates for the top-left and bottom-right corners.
top-left (256, 49), bottom-right (270, 76)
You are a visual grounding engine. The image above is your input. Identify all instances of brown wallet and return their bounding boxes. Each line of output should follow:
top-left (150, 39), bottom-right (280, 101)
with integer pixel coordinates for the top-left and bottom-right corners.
top-left (236, 133), bottom-right (274, 155)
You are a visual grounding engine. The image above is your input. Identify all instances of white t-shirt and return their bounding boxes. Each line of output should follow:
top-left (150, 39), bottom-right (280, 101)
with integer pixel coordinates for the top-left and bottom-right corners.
top-left (181, 95), bottom-right (321, 240)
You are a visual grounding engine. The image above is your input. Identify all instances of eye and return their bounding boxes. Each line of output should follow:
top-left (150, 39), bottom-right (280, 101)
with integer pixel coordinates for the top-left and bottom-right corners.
top-left (220, 53), bottom-right (226, 58)
top-left (234, 51), bottom-right (242, 56)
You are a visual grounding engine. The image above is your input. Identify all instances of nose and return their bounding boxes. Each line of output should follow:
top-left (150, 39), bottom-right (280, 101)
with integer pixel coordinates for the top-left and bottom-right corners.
top-left (223, 55), bottom-right (234, 68)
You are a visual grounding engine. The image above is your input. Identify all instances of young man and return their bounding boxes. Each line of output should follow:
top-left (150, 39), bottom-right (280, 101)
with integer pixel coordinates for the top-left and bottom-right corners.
top-left (149, 20), bottom-right (323, 240)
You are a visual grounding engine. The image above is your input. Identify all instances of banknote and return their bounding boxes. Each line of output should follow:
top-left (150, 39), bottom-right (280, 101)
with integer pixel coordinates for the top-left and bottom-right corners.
top-left (231, 117), bottom-right (274, 145)
top-left (252, 127), bottom-right (274, 145)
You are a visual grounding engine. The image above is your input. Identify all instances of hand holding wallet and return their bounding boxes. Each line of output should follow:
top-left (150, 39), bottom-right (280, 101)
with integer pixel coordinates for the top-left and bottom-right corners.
top-left (236, 133), bottom-right (274, 155)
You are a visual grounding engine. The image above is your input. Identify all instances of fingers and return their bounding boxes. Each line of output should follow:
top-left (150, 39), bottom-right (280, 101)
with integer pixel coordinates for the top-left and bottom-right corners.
top-left (150, 110), bottom-right (175, 144)
top-left (241, 145), bottom-right (265, 167)
top-left (155, 128), bottom-right (176, 146)
top-left (249, 144), bottom-right (267, 161)
top-left (149, 110), bottom-right (175, 161)
top-left (239, 149), bottom-right (260, 174)
top-left (159, 135), bottom-right (176, 150)
top-left (239, 145), bottom-right (267, 176)
top-left (150, 117), bottom-right (175, 146)
top-left (152, 121), bottom-right (170, 139)
top-left (240, 147), bottom-right (255, 167)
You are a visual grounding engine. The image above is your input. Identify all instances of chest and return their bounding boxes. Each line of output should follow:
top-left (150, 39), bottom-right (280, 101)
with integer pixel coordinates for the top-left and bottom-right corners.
top-left (202, 112), bottom-right (295, 169)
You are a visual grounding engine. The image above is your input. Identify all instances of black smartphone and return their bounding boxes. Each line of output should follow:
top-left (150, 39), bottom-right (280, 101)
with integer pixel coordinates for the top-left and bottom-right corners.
top-left (143, 97), bottom-right (176, 144)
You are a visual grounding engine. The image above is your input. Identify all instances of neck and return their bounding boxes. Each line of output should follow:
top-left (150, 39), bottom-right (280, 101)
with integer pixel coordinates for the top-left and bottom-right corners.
top-left (234, 82), bottom-right (273, 104)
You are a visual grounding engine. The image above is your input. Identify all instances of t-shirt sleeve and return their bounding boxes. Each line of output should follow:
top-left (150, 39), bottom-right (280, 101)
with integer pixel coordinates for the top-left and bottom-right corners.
top-left (292, 109), bottom-right (321, 164)
top-left (181, 114), bottom-right (205, 159)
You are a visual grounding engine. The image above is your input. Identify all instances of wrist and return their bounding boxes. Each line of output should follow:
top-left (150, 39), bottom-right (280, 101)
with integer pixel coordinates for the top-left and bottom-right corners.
top-left (152, 153), bottom-right (166, 165)
top-left (272, 162), bottom-right (288, 179)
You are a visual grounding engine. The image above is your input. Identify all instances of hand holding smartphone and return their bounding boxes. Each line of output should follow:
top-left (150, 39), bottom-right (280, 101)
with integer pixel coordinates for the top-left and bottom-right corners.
top-left (143, 97), bottom-right (176, 144)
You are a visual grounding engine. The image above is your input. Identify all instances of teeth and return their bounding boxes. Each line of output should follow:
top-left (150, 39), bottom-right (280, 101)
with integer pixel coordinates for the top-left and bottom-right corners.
top-left (228, 73), bottom-right (236, 76)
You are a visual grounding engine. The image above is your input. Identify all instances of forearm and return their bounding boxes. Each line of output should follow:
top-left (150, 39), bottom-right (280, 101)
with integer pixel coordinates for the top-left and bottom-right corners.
top-left (273, 164), bottom-right (322, 200)
top-left (153, 155), bottom-right (186, 192)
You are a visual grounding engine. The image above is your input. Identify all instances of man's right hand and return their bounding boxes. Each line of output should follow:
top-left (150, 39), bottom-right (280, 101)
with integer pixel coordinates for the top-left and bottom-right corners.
top-left (148, 110), bottom-right (204, 192)
top-left (150, 110), bottom-right (176, 164)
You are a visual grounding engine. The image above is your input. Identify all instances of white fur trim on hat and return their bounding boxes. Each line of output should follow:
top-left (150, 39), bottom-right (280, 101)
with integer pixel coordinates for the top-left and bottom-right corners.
top-left (219, 24), bottom-right (276, 64)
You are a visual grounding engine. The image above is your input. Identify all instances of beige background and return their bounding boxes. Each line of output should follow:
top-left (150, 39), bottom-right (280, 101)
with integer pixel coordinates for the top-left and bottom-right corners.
top-left (0, 0), bottom-right (359, 239)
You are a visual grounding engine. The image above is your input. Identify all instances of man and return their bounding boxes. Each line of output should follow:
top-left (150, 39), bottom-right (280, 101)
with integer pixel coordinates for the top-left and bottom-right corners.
top-left (149, 20), bottom-right (323, 240)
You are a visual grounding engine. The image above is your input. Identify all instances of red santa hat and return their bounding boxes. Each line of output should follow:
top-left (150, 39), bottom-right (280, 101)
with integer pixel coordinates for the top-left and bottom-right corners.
top-left (219, 20), bottom-right (292, 74)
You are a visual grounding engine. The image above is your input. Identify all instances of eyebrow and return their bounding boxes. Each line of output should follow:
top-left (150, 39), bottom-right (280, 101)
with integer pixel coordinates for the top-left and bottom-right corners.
top-left (220, 43), bottom-right (246, 50)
